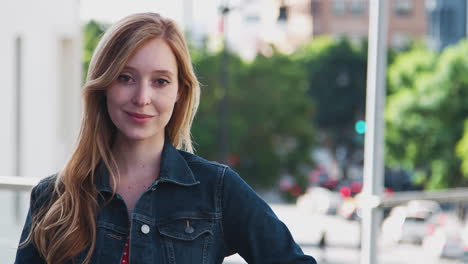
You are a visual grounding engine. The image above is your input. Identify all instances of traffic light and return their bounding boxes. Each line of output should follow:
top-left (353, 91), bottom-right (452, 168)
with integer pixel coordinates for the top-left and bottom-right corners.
top-left (355, 120), bottom-right (366, 135)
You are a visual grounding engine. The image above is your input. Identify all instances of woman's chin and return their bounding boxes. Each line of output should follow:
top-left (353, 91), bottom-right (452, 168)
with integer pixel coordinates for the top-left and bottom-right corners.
top-left (118, 130), bottom-right (161, 142)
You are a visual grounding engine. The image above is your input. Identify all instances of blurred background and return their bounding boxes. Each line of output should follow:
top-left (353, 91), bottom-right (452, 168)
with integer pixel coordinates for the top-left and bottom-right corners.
top-left (1, 0), bottom-right (468, 263)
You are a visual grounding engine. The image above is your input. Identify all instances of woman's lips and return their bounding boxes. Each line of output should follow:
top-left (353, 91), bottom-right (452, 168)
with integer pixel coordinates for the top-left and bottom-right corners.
top-left (126, 111), bottom-right (154, 124)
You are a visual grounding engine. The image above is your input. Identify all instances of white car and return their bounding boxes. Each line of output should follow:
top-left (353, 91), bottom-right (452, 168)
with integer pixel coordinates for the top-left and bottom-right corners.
top-left (381, 200), bottom-right (441, 245)
top-left (422, 213), bottom-right (465, 259)
top-left (296, 187), bottom-right (343, 215)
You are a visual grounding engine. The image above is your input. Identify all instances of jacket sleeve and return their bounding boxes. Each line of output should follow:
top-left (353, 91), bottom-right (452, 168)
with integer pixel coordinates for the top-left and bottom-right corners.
top-left (14, 176), bottom-right (55, 264)
top-left (221, 167), bottom-right (316, 264)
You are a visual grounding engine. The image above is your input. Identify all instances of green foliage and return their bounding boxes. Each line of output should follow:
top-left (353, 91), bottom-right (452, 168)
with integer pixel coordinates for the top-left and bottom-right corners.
top-left (386, 40), bottom-right (468, 189)
top-left (387, 48), bottom-right (437, 93)
top-left (83, 20), bottom-right (107, 82)
top-left (456, 120), bottom-right (468, 175)
top-left (192, 50), bottom-right (315, 189)
top-left (302, 38), bottom-right (367, 129)
top-left (293, 37), bottom-right (335, 61)
top-left (294, 37), bottom-right (368, 178)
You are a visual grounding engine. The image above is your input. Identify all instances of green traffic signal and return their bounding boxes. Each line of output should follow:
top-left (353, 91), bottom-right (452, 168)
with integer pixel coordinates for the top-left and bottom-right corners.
top-left (355, 120), bottom-right (366, 134)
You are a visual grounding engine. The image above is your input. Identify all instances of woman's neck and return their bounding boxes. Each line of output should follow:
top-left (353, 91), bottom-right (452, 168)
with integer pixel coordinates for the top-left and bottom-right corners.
top-left (112, 133), bottom-right (165, 181)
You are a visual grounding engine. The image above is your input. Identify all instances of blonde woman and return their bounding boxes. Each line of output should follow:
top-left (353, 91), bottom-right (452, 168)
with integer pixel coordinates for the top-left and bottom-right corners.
top-left (15, 13), bottom-right (316, 264)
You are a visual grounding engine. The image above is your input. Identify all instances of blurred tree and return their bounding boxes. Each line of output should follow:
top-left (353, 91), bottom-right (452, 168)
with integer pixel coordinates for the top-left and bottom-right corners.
top-left (296, 37), bottom-right (368, 179)
top-left (387, 46), bottom-right (437, 94)
top-left (83, 20), bottom-right (106, 81)
top-left (192, 50), bottom-right (315, 189)
top-left (386, 41), bottom-right (468, 189)
top-left (385, 47), bottom-right (437, 172)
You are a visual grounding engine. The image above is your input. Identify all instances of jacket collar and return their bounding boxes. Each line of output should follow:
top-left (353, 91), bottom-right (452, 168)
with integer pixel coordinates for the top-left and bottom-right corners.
top-left (95, 137), bottom-right (199, 193)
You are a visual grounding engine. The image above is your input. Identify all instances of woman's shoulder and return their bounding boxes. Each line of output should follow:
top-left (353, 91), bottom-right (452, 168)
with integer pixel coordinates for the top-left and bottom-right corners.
top-left (32, 174), bottom-right (57, 194)
top-left (30, 174), bottom-right (58, 210)
top-left (177, 150), bottom-right (229, 170)
top-left (176, 150), bottom-right (238, 181)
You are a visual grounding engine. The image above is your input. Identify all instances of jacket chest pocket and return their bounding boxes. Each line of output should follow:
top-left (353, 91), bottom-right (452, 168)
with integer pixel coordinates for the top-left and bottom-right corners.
top-left (157, 218), bottom-right (214, 264)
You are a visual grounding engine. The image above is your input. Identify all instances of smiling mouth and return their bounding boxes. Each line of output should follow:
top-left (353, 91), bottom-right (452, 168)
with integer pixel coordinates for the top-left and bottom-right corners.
top-left (125, 111), bottom-right (155, 124)
top-left (126, 111), bottom-right (155, 118)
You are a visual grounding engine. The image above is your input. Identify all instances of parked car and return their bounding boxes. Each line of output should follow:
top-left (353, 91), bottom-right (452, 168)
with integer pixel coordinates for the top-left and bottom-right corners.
top-left (336, 189), bottom-right (395, 222)
top-left (422, 213), bottom-right (465, 259)
top-left (337, 196), bottom-right (360, 220)
top-left (406, 200), bottom-right (441, 217)
top-left (333, 178), bottom-right (363, 198)
top-left (308, 166), bottom-right (338, 190)
top-left (462, 222), bottom-right (468, 262)
top-left (381, 200), bottom-right (441, 245)
top-left (296, 187), bottom-right (342, 215)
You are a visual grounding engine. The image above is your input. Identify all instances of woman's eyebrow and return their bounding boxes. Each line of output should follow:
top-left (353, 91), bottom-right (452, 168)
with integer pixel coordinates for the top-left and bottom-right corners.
top-left (152, 69), bottom-right (174, 76)
top-left (122, 65), bottom-right (174, 76)
top-left (121, 65), bottom-right (136, 72)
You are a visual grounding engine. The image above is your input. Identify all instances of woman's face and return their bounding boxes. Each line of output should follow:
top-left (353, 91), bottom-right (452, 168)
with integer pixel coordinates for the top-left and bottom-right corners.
top-left (106, 37), bottom-right (179, 141)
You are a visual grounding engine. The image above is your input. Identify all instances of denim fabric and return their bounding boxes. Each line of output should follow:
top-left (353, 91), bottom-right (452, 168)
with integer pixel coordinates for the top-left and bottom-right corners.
top-left (15, 138), bottom-right (316, 264)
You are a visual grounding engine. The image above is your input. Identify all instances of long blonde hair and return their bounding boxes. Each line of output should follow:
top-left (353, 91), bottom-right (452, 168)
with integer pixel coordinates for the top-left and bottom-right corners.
top-left (21, 13), bottom-right (200, 263)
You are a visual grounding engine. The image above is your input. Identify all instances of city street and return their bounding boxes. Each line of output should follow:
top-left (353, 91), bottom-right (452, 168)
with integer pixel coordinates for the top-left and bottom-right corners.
top-left (225, 204), bottom-right (463, 264)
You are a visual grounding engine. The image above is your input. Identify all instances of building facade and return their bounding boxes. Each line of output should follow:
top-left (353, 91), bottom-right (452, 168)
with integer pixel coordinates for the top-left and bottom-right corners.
top-left (311, 0), bottom-right (427, 48)
top-left (216, 0), bottom-right (429, 59)
top-left (426, 0), bottom-right (467, 51)
top-left (0, 0), bottom-right (82, 178)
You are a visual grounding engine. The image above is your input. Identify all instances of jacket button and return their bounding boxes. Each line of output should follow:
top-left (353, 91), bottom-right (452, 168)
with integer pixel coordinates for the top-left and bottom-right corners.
top-left (185, 226), bottom-right (194, 234)
top-left (141, 224), bottom-right (150, 234)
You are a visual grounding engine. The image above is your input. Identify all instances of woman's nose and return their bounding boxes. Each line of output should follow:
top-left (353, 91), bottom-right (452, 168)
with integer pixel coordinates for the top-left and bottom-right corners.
top-left (131, 81), bottom-right (151, 106)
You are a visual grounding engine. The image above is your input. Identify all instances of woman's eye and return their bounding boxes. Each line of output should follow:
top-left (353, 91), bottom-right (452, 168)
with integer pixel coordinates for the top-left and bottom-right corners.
top-left (117, 74), bottom-right (133, 83)
top-left (155, 78), bottom-right (170, 87)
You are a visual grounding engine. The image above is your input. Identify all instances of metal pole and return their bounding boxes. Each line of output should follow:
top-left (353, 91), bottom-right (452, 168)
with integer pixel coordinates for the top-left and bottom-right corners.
top-left (15, 36), bottom-right (23, 222)
top-left (361, 1), bottom-right (387, 264)
top-left (219, 3), bottom-right (230, 164)
top-left (15, 36), bottom-right (22, 179)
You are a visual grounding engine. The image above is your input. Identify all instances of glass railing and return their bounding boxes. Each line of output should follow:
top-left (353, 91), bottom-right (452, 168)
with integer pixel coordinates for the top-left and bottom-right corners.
top-left (0, 176), bottom-right (37, 262)
top-left (3, 175), bottom-right (468, 264)
top-left (0, 190), bottom-right (30, 262)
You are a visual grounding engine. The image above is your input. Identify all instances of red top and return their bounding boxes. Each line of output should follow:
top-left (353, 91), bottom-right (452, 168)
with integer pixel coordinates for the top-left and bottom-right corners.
top-left (120, 236), bottom-right (130, 264)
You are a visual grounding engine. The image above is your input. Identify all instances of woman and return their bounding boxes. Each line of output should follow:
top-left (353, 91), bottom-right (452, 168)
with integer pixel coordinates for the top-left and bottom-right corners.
top-left (15, 13), bottom-right (316, 264)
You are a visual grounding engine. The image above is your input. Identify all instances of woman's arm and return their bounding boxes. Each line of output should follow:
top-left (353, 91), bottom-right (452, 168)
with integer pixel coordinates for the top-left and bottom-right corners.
top-left (221, 168), bottom-right (317, 264)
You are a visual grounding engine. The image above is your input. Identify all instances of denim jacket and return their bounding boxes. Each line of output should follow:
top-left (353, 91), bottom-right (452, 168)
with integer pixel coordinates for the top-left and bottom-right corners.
top-left (15, 139), bottom-right (316, 264)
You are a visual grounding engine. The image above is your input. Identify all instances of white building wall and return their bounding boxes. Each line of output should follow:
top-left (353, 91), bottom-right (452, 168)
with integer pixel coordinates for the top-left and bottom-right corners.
top-left (0, 0), bottom-right (81, 178)
top-left (0, 24), bottom-right (15, 176)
